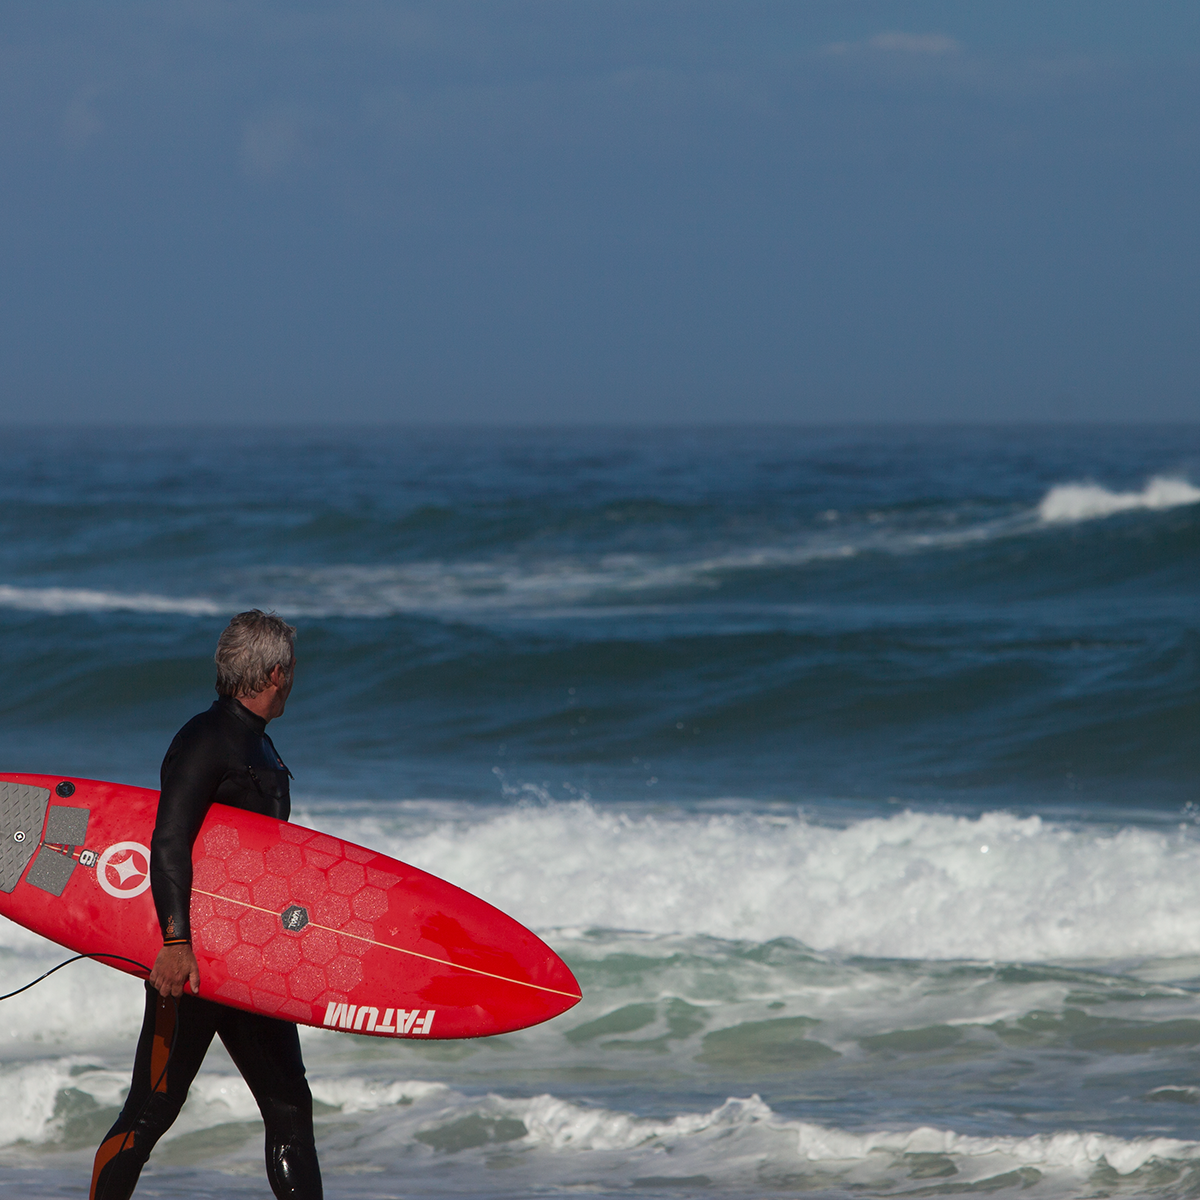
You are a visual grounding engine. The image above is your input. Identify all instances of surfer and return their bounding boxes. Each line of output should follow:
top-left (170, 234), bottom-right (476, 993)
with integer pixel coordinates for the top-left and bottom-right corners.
top-left (89, 610), bottom-right (323, 1200)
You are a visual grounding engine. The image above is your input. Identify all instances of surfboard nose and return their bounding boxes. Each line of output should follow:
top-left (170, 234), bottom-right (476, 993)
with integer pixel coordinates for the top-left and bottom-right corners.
top-left (534, 946), bottom-right (583, 1018)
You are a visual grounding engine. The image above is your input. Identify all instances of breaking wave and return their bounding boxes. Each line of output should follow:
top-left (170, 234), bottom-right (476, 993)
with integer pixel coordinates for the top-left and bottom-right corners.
top-left (294, 802), bottom-right (1200, 963)
top-left (0, 474), bottom-right (1195, 621)
top-left (4, 1062), bottom-right (1198, 1195)
top-left (1038, 476), bottom-right (1200, 524)
top-left (5, 801), bottom-right (1199, 972)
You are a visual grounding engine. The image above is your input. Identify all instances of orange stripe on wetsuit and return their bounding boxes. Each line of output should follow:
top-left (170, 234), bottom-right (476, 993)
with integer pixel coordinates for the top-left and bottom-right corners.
top-left (149, 993), bottom-right (175, 1093)
top-left (88, 995), bottom-right (175, 1200)
top-left (89, 1130), bottom-right (132, 1199)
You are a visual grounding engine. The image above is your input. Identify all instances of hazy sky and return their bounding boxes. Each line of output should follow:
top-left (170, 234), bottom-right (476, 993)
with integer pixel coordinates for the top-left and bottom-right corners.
top-left (1, 2), bottom-right (1197, 424)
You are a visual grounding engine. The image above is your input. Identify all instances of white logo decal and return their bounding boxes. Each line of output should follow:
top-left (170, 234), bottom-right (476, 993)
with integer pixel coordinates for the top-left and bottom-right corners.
top-left (96, 842), bottom-right (152, 899)
top-left (323, 1003), bottom-right (435, 1036)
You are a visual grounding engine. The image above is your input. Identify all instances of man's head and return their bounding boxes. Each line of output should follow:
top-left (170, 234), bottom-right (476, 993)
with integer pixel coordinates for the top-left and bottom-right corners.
top-left (215, 610), bottom-right (296, 699)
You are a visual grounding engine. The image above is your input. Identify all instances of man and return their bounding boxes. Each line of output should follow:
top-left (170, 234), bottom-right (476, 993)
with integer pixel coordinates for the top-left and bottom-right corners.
top-left (90, 610), bottom-right (323, 1200)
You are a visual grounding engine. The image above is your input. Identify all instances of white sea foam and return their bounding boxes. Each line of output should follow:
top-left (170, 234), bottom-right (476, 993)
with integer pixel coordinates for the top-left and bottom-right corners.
top-left (8, 1063), bottom-right (1197, 1193)
top-left (0, 950), bottom-right (145, 1047)
top-left (509, 1092), bottom-right (1199, 1178)
top-left (313, 1075), bottom-right (446, 1112)
top-left (0, 585), bottom-right (222, 617)
top-left (5, 801), bottom-right (1200, 1046)
top-left (1038, 476), bottom-right (1200, 523)
top-left (792, 1121), bottom-right (1197, 1176)
top-left (306, 802), bottom-right (1200, 963)
top-left (0, 1059), bottom-right (124, 1145)
top-left (323, 1090), bottom-right (1200, 1194)
top-left (291, 1088), bottom-right (1200, 1190)
top-left (0, 1055), bottom-right (442, 1148)
top-left (0, 531), bottom-right (1003, 619)
top-left (159, 1072), bottom-right (446, 1140)
top-left (0, 553), bottom-right (844, 620)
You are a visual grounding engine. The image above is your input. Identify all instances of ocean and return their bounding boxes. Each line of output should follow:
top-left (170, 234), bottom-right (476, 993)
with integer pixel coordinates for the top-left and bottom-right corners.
top-left (0, 424), bottom-right (1198, 1199)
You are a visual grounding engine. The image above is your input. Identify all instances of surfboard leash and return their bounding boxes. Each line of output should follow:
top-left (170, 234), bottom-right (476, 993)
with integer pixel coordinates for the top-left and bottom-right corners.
top-left (0, 950), bottom-right (153, 1001)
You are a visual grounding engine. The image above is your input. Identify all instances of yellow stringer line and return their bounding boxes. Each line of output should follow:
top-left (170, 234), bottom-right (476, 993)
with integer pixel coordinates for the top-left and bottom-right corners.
top-left (192, 888), bottom-right (581, 1001)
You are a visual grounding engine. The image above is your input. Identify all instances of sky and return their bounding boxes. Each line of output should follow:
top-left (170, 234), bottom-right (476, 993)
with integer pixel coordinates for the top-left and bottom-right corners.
top-left (0, 1), bottom-right (1198, 425)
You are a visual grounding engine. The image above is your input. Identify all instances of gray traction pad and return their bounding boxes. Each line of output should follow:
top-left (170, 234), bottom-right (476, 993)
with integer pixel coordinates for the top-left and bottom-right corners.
top-left (44, 805), bottom-right (89, 847)
top-left (26, 846), bottom-right (76, 896)
top-left (0, 782), bottom-right (50, 893)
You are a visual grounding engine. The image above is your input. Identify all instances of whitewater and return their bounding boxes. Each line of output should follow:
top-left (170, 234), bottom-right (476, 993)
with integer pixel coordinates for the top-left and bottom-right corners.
top-left (0, 425), bottom-right (1198, 1198)
top-left (7, 800), bottom-right (1200, 1197)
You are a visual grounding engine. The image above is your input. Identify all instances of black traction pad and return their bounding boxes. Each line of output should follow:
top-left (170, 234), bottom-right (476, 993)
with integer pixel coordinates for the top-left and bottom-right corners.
top-left (0, 782), bottom-right (51, 893)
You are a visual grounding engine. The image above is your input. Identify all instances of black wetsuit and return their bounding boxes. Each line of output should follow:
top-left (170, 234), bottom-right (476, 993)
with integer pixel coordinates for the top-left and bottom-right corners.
top-left (90, 695), bottom-right (322, 1200)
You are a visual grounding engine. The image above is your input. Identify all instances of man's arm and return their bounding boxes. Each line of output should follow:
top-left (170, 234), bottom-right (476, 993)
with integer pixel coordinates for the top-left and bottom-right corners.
top-left (149, 723), bottom-right (225, 997)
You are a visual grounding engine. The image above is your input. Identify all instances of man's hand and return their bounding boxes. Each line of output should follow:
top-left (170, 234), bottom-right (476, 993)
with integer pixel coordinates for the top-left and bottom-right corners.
top-left (149, 942), bottom-right (200, 998)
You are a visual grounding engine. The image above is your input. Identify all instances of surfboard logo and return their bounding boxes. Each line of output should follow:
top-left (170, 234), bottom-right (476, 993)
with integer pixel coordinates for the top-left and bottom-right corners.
top-left (96, 841), bottom-right (152, 899)
top-left (323, 1003), bottom-right (435, 1036)
top-left (281, 904), bottom-right (309, 931)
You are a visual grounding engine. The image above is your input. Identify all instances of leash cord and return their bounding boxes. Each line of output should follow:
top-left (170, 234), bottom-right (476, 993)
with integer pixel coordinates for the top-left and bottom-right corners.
top-left (0, 951), bottom-right (153, 1001)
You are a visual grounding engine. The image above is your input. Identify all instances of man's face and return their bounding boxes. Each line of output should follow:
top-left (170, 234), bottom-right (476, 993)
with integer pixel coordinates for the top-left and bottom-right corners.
top-left (269, 662), bottom-right (294, 719)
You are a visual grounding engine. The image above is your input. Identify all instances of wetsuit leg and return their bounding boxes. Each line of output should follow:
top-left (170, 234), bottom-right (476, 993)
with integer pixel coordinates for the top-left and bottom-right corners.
top-left (90, 983), bottom-right (220, 1200)
top-left (216, 1007), bottom-right (323, 1200)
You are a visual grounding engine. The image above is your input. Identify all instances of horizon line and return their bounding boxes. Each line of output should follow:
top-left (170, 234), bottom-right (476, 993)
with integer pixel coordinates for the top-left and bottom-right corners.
top-left (1, 418), bottom-right (1198, 431)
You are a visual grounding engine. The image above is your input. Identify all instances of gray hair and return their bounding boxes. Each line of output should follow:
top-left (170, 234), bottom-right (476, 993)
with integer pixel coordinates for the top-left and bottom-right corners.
top-left (214, 610), bottom-right (296, 697)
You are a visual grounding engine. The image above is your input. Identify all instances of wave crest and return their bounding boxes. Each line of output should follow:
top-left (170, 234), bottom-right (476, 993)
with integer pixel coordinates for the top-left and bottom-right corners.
top-left (303, 802), bottom-right (1200, 963)
top-left (1038, 476), bottom-right (1200, 524)
top-left (0, 474), bottom-right (1193, 622)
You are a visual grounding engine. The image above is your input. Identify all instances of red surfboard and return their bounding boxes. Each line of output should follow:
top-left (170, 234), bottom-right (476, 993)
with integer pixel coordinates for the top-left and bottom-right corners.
top-left (0, 774), bottom-right (581, 1038)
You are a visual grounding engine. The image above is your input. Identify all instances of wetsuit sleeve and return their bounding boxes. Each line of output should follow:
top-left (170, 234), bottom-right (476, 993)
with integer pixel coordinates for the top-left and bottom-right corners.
top-left (150, 725), bottom-right (226, 943)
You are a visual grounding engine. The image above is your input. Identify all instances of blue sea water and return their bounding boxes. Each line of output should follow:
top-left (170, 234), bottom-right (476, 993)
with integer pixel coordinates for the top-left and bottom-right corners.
top-left (0, 424), bottom-right (1198, 1199)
